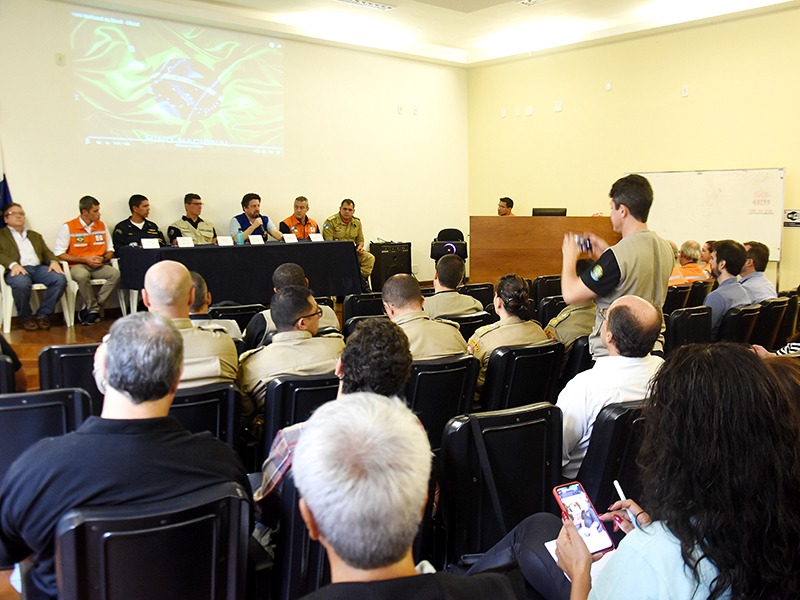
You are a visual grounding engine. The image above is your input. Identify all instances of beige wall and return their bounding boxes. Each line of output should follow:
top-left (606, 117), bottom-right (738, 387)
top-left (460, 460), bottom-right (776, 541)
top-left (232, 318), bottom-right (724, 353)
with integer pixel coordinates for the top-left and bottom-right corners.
top-left (468, 6), bottom-right (800, 290)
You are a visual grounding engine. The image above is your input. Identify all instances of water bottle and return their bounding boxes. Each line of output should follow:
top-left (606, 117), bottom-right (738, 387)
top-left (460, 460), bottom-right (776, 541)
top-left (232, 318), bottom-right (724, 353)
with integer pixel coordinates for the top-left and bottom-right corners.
top-left (235, 228), bottom-right (244, 245)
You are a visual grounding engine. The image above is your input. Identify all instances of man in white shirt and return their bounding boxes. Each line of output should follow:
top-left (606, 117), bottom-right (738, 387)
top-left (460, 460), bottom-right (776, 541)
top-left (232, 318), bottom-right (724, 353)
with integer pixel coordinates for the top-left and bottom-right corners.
top-left (558, 295), bottom-right (663, 479)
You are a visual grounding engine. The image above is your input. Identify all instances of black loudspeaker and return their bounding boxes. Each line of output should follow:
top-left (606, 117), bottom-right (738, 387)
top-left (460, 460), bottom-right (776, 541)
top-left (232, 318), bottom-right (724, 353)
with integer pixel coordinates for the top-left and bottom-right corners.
top-left (370, 242), bottom-right (412, 291)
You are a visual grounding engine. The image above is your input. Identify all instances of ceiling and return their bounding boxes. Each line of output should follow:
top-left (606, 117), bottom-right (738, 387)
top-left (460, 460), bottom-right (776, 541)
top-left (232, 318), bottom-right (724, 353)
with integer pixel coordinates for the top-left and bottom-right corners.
top-left (73, 0), bottom-right (798, 64)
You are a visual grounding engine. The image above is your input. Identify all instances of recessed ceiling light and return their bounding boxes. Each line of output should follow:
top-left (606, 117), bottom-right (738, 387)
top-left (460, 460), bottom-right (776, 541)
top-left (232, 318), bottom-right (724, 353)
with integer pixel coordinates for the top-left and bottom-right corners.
top-left (332, 0), bottom-right (397, 10)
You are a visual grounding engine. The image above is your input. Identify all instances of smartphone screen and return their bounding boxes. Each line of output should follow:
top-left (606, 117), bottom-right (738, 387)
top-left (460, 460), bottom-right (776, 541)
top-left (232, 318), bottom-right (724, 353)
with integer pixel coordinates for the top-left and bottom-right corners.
top-left (553, 482), bottom-right (614, 555)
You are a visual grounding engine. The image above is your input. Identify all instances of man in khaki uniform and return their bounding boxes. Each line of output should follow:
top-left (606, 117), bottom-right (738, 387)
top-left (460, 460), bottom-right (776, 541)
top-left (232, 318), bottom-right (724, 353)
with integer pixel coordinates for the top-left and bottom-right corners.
top-left (545, 259), bottom-right (596, 372)
top-left (238, 286), bottom-right (344, 415)
top-left (142, 261), bottom-right (237, 388)
top-left (167, 193), bottom-right (217, 245)
top-left (322, 199), bottom-right (375, 281)
top-left (382, 274), bottom-right (466, 360)
top-left (424, 254), bottom-right (483, 319)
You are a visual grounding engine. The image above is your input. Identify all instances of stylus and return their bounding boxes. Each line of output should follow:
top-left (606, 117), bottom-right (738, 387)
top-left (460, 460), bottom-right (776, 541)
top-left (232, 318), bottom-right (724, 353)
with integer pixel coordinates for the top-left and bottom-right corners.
top-left (613, 479), bottom-right (639, 529)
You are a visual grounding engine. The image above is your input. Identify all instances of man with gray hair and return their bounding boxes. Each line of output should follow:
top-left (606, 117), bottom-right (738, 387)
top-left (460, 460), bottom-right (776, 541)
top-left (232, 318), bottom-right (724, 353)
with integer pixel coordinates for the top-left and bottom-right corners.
top-left (677, 240), bottom-right (709, 282)
top-left (0, 312), bottom-right (249, 600)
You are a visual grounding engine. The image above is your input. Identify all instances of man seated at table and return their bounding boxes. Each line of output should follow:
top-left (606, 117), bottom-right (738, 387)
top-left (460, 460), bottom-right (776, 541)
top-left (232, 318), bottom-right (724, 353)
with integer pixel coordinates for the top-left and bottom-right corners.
top-left (382, 273), bottom-right (467, 360)
top-left (0, 203), bottom-right (66, 331)
top-left (241, 263), bottom-right (339, 352)
top-left (187, 271), bottom-right (244, 352)
top-left (424, 254), bottom-right (483, 319)
top-left (54, 195), bottom-right (119, 325)
top-left (497, 196), bottom-right (515, 216)
top-left (112, 194), bottom-right (167, 248)
top-left (280, 196), bottom-right (319, 239)
top-left (322, 199), bottom-right (374, 290)
top-left (167, 193), bottom-right (217, 245)
top-left (229, 192), bottom-right (282, 243)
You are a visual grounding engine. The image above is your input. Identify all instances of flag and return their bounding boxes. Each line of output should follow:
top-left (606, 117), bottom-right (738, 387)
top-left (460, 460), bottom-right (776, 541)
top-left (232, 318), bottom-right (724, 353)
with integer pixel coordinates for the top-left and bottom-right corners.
top-left (0, 133), bottom-right (12, 217)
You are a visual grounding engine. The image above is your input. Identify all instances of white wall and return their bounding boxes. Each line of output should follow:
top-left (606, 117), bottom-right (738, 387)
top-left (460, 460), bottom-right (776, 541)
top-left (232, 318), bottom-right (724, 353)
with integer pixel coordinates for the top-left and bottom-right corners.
top-left (0, 0), bottom-right (468, 283)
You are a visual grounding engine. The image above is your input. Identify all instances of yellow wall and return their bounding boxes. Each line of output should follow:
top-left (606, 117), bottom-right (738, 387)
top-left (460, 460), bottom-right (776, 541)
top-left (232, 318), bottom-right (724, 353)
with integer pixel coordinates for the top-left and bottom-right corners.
top-left (468, 6), bottom-right (800, 290)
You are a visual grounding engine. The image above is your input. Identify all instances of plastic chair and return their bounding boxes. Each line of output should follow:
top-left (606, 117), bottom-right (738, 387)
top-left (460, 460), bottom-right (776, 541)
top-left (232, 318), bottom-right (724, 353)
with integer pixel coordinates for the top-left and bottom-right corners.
top-left (435, 229), bottom-right (464, 241)
top-left (558, 335), bottom-right (593, 390)
top-left (60, 258), bottom-right (127, 319)
top-left (481, 341), bottom-right (564, 410)
top-left (342, 314), bottom-right (389, 339)
top-left (0, 264), bottom-right (74, 332)
top-left (686, 279), bottom-right (714, 307)
top-left (749, 297), bottom-right (789, 350)
top-left (774, 294), bottom-right (799, 350)
top-left (456, 283), bottom-right (494, 309)
top-left (717, 304), bottom-right (761, 343)
top-left (39, 343), bottom-right (103, 415)
top-left (342, 292), bottom-right (384, 323)
top-left (664, 306), bottom-right (712, 354)
top-left (531, 275), bottom-right (561, 322)
top-left (441, 311), bottom-right (493, 342)
top-left (538, 295), bottom-right (567, 327)
top-left (209, 304), bottom-right (267, 332)
top-left (169, 383), bottom-right (240, 449)
top-left (662, 285), bottom-right (691, 315)
top-left (56, 482), bottom-right (250, 600)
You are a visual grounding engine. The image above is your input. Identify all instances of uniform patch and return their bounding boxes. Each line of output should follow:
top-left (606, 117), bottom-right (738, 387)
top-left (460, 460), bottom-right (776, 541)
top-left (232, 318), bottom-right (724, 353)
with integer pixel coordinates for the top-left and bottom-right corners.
top-left (76, 235), bottom-right (84, 243)
top-left (590, 264), bottom-right (604, 281)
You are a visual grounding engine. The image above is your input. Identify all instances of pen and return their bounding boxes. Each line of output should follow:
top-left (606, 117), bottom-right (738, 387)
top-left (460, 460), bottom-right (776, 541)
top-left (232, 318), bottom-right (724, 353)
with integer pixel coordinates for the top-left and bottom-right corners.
top-left (613, 479), bottom-right (639, 529)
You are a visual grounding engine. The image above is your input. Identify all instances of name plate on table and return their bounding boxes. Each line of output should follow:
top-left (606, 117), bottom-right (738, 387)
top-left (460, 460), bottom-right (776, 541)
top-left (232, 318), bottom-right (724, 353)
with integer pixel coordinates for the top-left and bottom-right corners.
top-left (249, 235), bottom-right (265, 245)
top-left (283, 234), bottom-right (298, 244)
top-left (176, 237), bottom-right (195, 248)
top-left (141, 238), bottom-right (160, 249)
top-left (217, 236), bottom-right (234, 247)
top-left (309, 233), bottom-right (324, 242)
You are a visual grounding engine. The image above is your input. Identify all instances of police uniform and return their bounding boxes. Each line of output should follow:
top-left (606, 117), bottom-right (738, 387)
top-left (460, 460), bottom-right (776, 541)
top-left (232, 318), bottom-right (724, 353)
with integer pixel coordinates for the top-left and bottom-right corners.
top-left (468, 316), bottom-right (548, 392)
top-left (167, 216), bottom-right (216, 245)
top-left (241, 305), bottom-right (340, 351)
top-left (392, 310), bottom-right (466, 360)
top-left (545, 301), bottom-right (595, 373)
top-left (322, 213), bottom-right (375, 277)
top-left (172, 318), bottom-right (238, 388)
top-left (112, 217), bottom-right (166, 248)
top-left (238, 330), bottom-right (344, 414)
top-left (424, 290), bottom-right (484, 319)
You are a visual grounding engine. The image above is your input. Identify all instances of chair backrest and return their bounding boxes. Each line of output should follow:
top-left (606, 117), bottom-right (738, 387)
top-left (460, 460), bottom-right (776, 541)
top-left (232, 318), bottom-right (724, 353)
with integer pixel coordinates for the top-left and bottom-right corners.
top-left (456, 283), bottom-right (494, 309)
top-left (538, 295), bottom-right (567, 327)
top-left (577, 401), bottom-right (646, 512)
top-left (262, 374), bottom-right (340, 458)
top-left (775, 294), bottom-right (799, 350)
top-left (662, 285), bottom-right (691, 315)
top-left (405, 355), bottom-right (479, 452)
top-left (686, 279), bottom-right (714, 307)
top-left (39, 343), bottom-right (103, 415)
top-left (436, 228), bottom-right (464, 241)
top-left (273, 473), bottom-right (329, 600)
top-left (0, 388), bottom-right (91, 481)
top-left (208, 304), bottom-right (267, 331)
top-left (56, 482), bottom-right (250, 600)
top-left (169, 383), bottom-right (240, 449)
top-left (558, 335), bottom-right (593, 390)
top-left (531, 275), bottom-right (562, 308)
top-left (481, 341), bottom-right (564, 411)
top-left (342, 314), bottom-right (390, 339)
top-left (314, 296), bottom-right (334, 309)
top-left (342, 292), bottom-right (384, 323)
top-left (0, 354), bottom-right (15, 393)
top-left (665, 306), bottom-right (712, 354)
top-left (717, 304), bottom-right (761, 343)
top-left (749, 297), bottom-right (789, 349)
top-left (441, 311), bottom-right (493, 342)
top-left (440, 403), bottom-right (562, 565)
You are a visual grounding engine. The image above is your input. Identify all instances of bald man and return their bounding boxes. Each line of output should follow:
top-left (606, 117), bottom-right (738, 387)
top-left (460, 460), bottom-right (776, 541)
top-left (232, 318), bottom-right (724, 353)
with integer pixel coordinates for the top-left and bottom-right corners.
top-left (142, 261), bottom-right (237, 387)
top-left (557, 295), bottom-right (664, 479)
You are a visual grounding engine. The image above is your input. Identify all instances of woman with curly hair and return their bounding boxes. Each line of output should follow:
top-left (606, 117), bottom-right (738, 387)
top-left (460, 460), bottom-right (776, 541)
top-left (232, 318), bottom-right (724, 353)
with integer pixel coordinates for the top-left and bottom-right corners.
top-left (556, 343), bottom-right (800, 599)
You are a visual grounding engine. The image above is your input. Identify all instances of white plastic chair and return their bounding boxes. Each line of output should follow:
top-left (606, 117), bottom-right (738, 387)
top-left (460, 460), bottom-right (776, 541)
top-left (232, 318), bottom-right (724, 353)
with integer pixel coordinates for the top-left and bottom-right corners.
top-left (59, 258), bottom-right (127, 321)
top-left (0, 264), bottom-right (74, 333)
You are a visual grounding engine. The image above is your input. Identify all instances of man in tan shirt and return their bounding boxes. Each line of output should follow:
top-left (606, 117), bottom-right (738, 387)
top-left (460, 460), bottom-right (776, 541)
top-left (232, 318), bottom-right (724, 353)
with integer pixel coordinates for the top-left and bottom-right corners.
top-left (424, 254), bottom-right (483, 319)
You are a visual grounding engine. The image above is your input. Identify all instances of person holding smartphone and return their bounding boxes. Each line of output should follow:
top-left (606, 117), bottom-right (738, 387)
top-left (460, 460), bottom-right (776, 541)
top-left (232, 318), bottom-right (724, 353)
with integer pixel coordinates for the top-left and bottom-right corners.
top-left (555, 343), bottom-right (800, 599)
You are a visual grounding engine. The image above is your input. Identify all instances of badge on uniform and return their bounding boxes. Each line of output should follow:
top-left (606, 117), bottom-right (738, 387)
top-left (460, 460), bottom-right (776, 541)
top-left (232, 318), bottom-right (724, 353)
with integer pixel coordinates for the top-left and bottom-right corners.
top-left (590, 264), bottom-right (604, 281)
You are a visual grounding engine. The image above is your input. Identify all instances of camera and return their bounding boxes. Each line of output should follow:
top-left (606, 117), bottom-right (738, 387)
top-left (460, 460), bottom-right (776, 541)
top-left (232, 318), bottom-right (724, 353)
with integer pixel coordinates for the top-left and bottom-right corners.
top-left (574, 235), bottom-right (592, 253)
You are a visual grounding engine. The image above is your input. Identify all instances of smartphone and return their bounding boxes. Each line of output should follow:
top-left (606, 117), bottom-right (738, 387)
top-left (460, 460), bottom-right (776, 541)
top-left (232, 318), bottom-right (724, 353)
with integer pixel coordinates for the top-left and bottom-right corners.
top-left (553, 482), bottom-right (614, 555)
top-left (573, 234), bottom-right (592, 253)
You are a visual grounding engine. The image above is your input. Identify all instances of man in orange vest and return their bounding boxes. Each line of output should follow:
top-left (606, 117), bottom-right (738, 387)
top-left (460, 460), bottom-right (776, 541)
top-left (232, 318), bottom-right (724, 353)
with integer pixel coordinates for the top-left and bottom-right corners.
top-left (54, 195), bottom-right (119, 325)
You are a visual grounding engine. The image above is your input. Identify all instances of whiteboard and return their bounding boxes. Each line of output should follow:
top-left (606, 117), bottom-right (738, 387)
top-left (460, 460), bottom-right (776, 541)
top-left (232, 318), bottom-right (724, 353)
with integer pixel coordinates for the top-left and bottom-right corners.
top-left (642, 169), bottom-right (784, 260)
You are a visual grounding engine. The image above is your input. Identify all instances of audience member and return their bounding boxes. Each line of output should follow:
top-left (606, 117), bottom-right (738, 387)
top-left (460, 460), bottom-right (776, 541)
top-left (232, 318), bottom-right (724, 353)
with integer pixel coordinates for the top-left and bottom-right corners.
top-left (555, 343), bottom-right (800, 600)
top-left (229, 192), bottom-right (282, 242)
top-left (752, 332), bottom-right (800, 358)
top-left (382, 273), bottom-right (467, 359)
top-left (112, 194), bottom-right (166, 248)
top-left (187, 271), bottom-right (244, 346)
top-left (703, 239), bottom-right (750, 339)
top-left (558, 295), bottom-right (663, 479)
top-left (560, 174), bottom-right (673, 358)
top-left (666, 240), bottom-right (688, 286)
top-left (468, 274), bottom-right (548, 394)
top-left (0, 312), bottom-right (250, 600)
top-left (322, 199), bottom-right (374, 288)
top-left (167, 193), bottom-right (217, 245)
top-left (497, 197), bottom-right (514, 216)
top-left (740, 240), bottom-right (777, 303)
top-left (54, 195), bottom-right (119, 325)
top-left (545, 258), bottom-right (595, 370)
top-left (142, 260), bottom-right (237, 387)
top-left (424, 254), bottom-right (483, 319)
top-left (280, 196), bottom-right (319, 239)
top-left (700, 239), bottom-right (715, 276)
top-left (241, 262), bottom-right (339, 352)
top-left (0, 203), bottom-right (66, 330)
top-left (238, 286), bottom-right (344, 417)
top-left (677, 240), bottom-right (708, 282)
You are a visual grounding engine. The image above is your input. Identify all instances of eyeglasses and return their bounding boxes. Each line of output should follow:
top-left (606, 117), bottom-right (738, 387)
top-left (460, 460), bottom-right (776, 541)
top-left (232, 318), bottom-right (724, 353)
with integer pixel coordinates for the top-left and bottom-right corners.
top-left (294, 307), bottom-right (323, 324)
top-left (6, 211), bottom-right (24, 217)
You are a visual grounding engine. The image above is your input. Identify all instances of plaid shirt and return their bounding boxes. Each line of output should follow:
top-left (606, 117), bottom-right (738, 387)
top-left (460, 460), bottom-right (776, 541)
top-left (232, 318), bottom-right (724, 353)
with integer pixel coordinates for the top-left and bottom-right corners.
top-left (254, 422), bottom-right (306, 502)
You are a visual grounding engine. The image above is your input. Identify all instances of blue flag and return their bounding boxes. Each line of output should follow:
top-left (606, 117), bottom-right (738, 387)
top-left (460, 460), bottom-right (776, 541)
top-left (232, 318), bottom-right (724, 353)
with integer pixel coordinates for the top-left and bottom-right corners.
top-left (0, 138), bottom-right (12, 224)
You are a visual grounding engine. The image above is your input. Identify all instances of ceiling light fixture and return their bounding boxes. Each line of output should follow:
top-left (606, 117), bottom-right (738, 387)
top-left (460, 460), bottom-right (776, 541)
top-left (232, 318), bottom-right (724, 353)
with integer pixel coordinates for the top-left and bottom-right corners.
top-left (518, 0), bottom-right (547, 5)
top-left (332, 0), bottom-right (397, 10)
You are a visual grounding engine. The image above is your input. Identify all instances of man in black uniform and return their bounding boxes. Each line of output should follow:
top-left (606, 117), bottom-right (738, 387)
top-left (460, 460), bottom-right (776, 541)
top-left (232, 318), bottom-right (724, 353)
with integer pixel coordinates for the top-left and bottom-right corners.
top-left (112, 194), bottom-right (167, 247)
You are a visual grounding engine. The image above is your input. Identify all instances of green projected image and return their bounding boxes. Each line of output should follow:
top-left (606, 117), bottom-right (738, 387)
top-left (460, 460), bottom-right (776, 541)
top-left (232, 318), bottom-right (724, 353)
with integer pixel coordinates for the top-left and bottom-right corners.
top-left (71, 9), bottom-right (284, 153)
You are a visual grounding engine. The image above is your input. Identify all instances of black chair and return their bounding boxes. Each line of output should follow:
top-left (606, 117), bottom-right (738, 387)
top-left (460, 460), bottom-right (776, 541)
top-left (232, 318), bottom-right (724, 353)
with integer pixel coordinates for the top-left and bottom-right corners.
top-left (717, 304), bottom-right (761, 343)
top-left (662, 285), bottom-right (690, 315)
top-left (0, 388), bottom-right (91, 480)
top-left (457, 283), bottom-right (494, 309)
top-left (0, 354), bottom-right (15, 393)
top-left (421, 287), bottom-right (436, 297)
top-left (442, 311), bottom-right (493, 342)
top-left (209, 304), bottom-right (267, 332)
top-left (39, 343), bottom-right (103, 415)
top-left (686, 279), bottom-right (714, 307)
top-left (750, 297), bottom-right (789, 350)
top-left (664, 306), bottom-right (712, 354)
top-left (314, 296), bottom-right (334, 309)
top-left (261, 374), bottom-right (339, 459)
top-left (436, 228), bottom-right (464, 242)
top-left (481, 341), bottom-right (564, 410)
top-left (531, 275), bottom-right (561, 322)
top-left (405, 355), bottom-right (480, 452)
top-left (439, 403), bottom-right (562, 566)
top-left (342, 292), bottom-right (384, 323)
top-left (273, 473), bottom-right (329, 600)
top-left (343, 314), bottom-right (389, 339)
top-left (775, 294), bottom-right (799, 350)
top-left (538, 295), bottom-right (567, 327)
top-left (558, 335), bottom-right (593, 390)
top-left (577, 401), bottom-right (645, 514)
top-left (169, 383), bottom-right (240, 449)
top-left (56, 481), bottom-right (250, 600)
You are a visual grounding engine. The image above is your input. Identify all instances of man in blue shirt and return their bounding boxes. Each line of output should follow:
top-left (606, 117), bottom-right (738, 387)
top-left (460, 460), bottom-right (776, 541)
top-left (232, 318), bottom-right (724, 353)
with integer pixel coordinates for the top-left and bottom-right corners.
top-left (704, 239), bottom-right (751, 339)
top-left (740, 240), bottom-right (777, 304)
